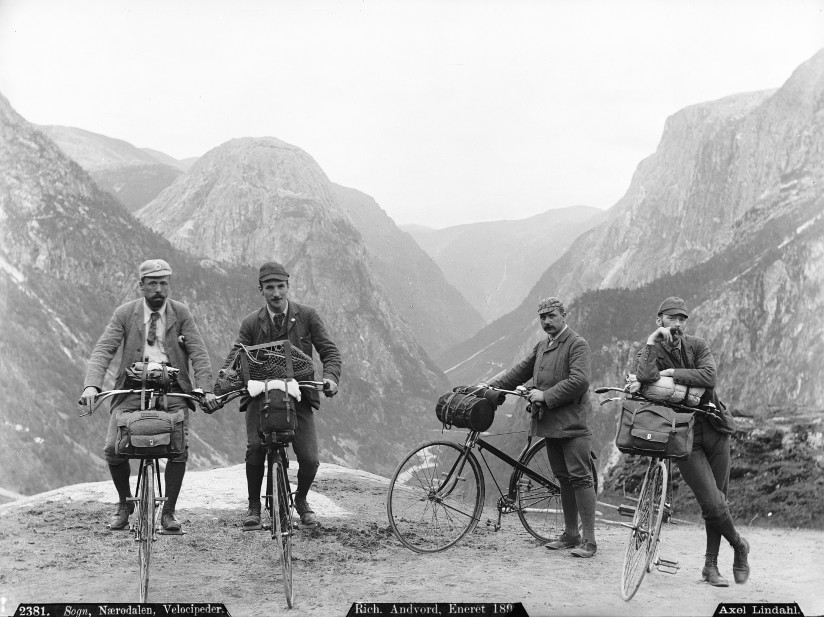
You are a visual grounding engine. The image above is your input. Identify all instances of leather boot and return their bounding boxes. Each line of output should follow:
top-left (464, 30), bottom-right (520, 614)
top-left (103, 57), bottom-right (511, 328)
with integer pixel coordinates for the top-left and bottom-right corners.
top-left (732, 536), bottom-right (750, 584)
top-left (701, 553), bottom-right (729, 587)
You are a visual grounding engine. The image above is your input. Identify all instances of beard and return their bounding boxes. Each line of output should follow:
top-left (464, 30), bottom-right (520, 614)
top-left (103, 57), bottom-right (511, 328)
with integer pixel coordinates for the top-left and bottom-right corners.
top-left (147, 294), bottom-right (165, 309)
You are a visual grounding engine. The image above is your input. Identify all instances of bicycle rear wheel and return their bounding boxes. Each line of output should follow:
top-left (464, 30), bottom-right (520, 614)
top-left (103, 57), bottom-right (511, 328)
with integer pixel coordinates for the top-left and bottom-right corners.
top-left (270, 450), bottom-right (294, 608)
top-left (137, 461), bottom-right (154, 603)
top-left (510, 439), bottom-right (563, 542)
top-left (386, 440), bottom-right (484, 553)
top-left (620, 459), bottom-right (667, 601)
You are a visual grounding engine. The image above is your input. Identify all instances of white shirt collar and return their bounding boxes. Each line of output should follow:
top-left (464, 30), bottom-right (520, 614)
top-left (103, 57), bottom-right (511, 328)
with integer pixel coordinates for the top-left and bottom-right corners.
top-left (143, 299), bottom-right (167, 323)
top-left (549, 324), bottom-right (568, 342)
top-left (267, 300), bottom-right (289, 321)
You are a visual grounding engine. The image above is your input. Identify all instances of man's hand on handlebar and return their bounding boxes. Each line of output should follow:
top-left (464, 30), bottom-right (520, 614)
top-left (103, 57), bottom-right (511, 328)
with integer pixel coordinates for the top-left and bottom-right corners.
top-left (323, 378), bottom-right (338, 397)
top-left (200, 392), bottom-right (220, 414)
top-left (80, 386), bottom-right (100, 406)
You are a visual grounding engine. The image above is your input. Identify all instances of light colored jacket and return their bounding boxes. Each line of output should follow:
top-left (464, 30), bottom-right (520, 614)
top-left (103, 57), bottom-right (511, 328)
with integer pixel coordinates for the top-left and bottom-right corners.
top-left (84, 298), bottom-right (214, 409)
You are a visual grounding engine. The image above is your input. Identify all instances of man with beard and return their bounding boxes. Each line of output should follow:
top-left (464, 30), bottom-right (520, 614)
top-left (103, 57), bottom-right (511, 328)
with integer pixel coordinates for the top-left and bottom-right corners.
top-left (634, 296), bottom-right (749, 586)
top-left (80, 259), bottom-right (219, 532)
top-left (223, 261), bottom-right (340, 529)
top-left (486, 296), bottom-right (598, 558)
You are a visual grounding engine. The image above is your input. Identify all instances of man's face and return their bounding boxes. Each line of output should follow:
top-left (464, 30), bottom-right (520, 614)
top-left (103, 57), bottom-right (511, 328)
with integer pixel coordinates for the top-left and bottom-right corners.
top-left (260, 279), bottom-right (289, 312)
top-left (139, 275), bottom-right (170, 310)
top-left (658, 313), bottom-right (688, 341)
top-left (540, 310), bottom-right (565, 337)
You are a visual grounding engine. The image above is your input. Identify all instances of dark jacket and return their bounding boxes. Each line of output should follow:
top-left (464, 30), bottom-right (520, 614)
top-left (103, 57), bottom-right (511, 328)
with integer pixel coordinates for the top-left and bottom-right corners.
top-left (224, 301), bottom-right (341, 410)
top-left (634, 334), bottom-right (735, 434)
top-left (490, 327), bottom-right (592, 438)
top-left (83, 298), bottom-right (214, 409)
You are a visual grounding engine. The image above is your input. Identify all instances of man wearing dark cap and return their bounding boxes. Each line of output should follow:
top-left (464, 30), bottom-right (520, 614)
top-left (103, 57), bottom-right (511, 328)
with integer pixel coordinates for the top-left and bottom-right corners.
top-left (81, 259), bottom-right (219, 532)
top-left (486, 296), bottom-right (599, 558)
top-left (635, 296), bottom-right (749, 587)
top-left (223, 261), bottom-right (341, 528)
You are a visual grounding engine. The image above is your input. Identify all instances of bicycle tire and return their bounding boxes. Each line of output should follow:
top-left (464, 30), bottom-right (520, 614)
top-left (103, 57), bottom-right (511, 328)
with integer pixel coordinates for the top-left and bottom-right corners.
top-left (510, 439), bottom-right (563, 542)
top-left (271, 452), bottom-right (294, 608)
top-left (138, 461), bottom-right (154, 603)
top-left (620, 459), bottom-right (667, 601)
top-left (386, 440), bottom-right (484, 553)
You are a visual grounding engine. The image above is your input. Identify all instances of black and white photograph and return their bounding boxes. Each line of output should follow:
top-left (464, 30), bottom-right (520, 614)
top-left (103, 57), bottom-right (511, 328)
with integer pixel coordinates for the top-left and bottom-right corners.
top-left (0, 1), bottom-right (822, 616)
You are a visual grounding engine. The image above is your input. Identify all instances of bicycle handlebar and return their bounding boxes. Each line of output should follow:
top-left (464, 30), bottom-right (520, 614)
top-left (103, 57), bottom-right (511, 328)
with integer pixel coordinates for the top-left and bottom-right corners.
top-left (79, 380), bottom-right (331, 416)
top-left (595, 384), bottom-right (722, 420)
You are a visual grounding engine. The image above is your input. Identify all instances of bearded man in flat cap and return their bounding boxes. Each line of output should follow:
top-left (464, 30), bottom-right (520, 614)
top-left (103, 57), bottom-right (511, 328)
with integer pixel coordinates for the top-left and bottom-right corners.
top-left (223, 261), bottom-right (341, 529)
top-left (486, 296), bottom-right (598, 558)
top-left (80, 259), bottom-right (219, 533)
top-left (635, 296), bottom-right (748, 587)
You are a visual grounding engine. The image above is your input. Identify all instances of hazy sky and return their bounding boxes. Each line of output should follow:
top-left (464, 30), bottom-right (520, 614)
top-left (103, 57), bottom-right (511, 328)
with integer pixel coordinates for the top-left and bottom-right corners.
top-left (1, 1), bottom-right (822, 228)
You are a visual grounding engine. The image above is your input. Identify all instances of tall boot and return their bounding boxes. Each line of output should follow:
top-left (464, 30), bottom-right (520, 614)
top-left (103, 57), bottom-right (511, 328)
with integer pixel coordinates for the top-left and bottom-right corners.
top-left (108, 462), bottom-right (133, 529)
top-left (716, 517), bottom-right (750, 584)
top-left (701, 553), bottom-right (729, 587)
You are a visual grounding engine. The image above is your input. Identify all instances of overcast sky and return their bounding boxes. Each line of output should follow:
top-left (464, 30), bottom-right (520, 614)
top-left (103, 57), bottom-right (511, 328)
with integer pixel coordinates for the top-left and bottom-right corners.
top-left (1, 1), bottom-right (822, 229)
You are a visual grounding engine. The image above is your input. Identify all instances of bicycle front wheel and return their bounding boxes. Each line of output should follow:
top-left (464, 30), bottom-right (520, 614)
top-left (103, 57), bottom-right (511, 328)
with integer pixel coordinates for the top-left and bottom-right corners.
top-left (270, 453), bottom-right (294, 608)
top-left (386, 440), bottom-right (484, 553)
top-left (621, 459), bottom-right (667, 601)
top-left (510, 439), bottom-right (564, 542)
top-left (137, 461), bottom-right (155, 603)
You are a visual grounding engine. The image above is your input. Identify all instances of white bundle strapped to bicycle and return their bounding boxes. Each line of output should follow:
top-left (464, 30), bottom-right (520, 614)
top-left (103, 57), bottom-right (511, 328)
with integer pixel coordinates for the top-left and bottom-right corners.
top-left (626, 374), bottom-right (704, 407)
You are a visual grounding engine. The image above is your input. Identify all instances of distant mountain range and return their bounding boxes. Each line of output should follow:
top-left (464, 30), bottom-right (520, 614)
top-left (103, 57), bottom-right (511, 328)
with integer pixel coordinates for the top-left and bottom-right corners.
top-left (403, 206), bottom-right (605, 324)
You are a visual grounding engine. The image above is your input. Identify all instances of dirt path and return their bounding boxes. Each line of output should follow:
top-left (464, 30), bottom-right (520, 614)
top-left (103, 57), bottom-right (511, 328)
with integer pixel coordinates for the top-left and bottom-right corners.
top-left (1, 463), bottom-right (821, 617)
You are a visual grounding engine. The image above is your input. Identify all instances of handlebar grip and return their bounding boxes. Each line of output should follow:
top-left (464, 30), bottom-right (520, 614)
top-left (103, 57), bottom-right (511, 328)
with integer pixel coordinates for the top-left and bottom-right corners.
top-left (594, 387), bottom-right (612, 394)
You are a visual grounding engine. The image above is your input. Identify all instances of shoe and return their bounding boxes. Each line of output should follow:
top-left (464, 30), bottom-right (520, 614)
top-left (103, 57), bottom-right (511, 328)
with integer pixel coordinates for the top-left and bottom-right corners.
top-left (161, 510), bottom-right (182, 532)
top-left (295, 494), bottom-right (318, 527)
top-left (109, 500), bottom-right (134, 530)
top-left (701, 554), bottom-right (729, 587)
top-left (544, 531), bottom-right (581, 550)
top-left (570, 538), bottom-right (597, 558)
top-left (243, 502), bottom-right (262, 528)
top-left (732, 536), bottom-right (750, 584)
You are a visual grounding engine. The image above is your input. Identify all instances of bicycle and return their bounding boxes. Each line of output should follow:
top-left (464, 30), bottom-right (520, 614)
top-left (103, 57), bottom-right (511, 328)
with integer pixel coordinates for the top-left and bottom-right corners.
top-left (240, 379), bottom-right (331, 609)
top-left (79, 386), bottom-right (215, 602)
top-left (594, 383), bottom-right (722, 601)
top-left (386, 385), bottom-right (598, 553)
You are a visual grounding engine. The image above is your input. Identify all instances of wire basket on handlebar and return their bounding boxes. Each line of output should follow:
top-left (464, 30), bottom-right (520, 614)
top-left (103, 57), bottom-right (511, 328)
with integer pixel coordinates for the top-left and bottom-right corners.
top-left (215, 340), bottom-right (315, 396)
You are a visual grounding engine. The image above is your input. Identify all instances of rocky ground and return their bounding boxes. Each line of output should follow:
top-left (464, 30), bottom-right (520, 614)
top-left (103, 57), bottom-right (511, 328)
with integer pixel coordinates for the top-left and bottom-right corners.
top-left (1, 463), bottom-right (821, 617)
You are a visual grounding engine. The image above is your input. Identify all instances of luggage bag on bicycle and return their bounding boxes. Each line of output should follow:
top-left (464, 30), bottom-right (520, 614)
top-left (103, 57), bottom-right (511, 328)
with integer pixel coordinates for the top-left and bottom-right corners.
top-left (239, 340), bottom-right (303, 437)
top-left (615, 399), bottom-right (694, 460)
top-left (435, 386), bottom-right (505, 432)
top-left (116, 409), bottom-right (185, 458)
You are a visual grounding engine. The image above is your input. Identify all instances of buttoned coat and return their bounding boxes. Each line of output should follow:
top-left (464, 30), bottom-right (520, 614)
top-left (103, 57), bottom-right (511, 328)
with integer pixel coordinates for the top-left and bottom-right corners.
top-left (224, 301), bottom-right (341, 411)
top-left (83, 298), bottom-right (214, 410)
top-left (490, 327), bottom-right (593, 438)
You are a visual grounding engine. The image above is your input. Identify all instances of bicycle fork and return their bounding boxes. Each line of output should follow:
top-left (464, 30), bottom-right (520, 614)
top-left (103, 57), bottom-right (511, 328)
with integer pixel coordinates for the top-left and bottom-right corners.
top-left (617, 501), bottom-right (680, 574)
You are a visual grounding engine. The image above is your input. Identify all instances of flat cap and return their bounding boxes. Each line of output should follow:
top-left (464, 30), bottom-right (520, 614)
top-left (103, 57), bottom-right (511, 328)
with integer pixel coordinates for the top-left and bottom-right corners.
top-left (259, 261), bottom-right (290, 282)
top-left (138, 259), bottom-right (172, 279)
top-left (537, 296), bottom-right (565, 315)
top-left (658, 296), bottom-right (689, 317)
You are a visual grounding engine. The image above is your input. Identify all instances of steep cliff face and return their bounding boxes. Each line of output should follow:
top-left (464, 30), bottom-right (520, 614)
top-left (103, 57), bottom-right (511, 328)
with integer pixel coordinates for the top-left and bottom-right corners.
top-left (38, 125), bottom-right (183, 211)
top-left (405, 206), bottom-right (605, 323)
top-left (331, 183), bottom-right (485, 356)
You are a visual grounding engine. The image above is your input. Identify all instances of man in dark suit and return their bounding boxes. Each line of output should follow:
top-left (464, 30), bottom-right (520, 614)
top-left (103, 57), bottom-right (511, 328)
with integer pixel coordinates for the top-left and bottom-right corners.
top-left (81, 259), bottom-right (218, 532)
top-left (225, 261), bottom-right (341, 528)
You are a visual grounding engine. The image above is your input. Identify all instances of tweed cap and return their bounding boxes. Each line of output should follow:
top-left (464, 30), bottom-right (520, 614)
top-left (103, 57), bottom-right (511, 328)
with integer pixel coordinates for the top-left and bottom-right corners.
top-left (138, 259), bottom-right (172, 279)
top-left (537, 296), bottom-right (565, 315)
top-left (259, 261), bottom-right (290, 282)
top-left (658, 296), bottom-right (689, 317)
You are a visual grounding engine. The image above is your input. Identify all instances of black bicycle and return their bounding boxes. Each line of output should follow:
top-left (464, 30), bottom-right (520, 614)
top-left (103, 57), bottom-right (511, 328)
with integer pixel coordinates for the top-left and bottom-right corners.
top-left (595, 384), bottom-right (722, 601)
top-left (386, 385), bottom-right (597, 553)
top-left (79, 387), bottom-right (211, 602)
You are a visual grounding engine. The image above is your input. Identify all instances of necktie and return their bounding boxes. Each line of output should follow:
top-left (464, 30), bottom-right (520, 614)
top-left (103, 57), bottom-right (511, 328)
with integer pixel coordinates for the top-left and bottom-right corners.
top-left (273, 313), bottom-right (285, 332)
top-left (147, 312), bottom-right (160, 346)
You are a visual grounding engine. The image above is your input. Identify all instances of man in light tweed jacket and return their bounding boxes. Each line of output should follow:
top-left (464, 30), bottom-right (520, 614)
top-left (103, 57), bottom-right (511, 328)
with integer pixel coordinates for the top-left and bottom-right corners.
top-left (80, 259), bottom-right (218, 532)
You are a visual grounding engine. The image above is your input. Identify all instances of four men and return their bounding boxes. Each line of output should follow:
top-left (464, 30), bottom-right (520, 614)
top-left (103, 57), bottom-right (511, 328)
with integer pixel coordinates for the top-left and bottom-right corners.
top-left (80, 260), bottom-right (750, 585)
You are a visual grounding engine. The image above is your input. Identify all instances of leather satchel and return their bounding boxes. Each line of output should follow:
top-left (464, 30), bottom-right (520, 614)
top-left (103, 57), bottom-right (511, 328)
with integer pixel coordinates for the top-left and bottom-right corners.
top-left (247, 341), bottom-right (299, 438)
top-left (615, 399), bottom-right (695, 460)
top-left (115, 409), bottom-right (185, 458)
top-left (435, 386), bottom-right (504, 432)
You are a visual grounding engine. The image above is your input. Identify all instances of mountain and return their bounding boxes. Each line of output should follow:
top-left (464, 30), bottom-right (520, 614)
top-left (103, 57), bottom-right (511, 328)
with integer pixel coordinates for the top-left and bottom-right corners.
top-left (140, 148), bottom-right (197, 172)
top-left (331, 183), bottom-right (485, 356)
top-left (436, 49), bottom-right (824, 525)
top-left (37, 125), bottom-right (184, 212)
top-left (403, 206), bottom-right (605, 323)
top-left (0, 97), bottom-right (446, 497)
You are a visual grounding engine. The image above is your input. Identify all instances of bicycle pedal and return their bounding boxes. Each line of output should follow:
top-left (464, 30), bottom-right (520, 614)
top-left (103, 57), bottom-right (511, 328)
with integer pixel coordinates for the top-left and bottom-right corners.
top-left (618, 504), bottom-right (636, 518)
top-left (656, 557), bottom-right (680, 574)
top-left (159, 528), bottom-right (185, 536)
top-left (242, 523), bottom-right (265, 532)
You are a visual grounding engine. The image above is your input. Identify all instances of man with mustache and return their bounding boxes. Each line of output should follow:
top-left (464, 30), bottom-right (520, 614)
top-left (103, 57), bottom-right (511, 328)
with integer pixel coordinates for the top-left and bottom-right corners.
top-left (223, 261), bottom-right (341, 529)
top-left (81, 259), bottom-right (219, 532)
top-left (486, 296), bottom-right (598, 558)
top-left (635, 296), bottom-right (749, 586)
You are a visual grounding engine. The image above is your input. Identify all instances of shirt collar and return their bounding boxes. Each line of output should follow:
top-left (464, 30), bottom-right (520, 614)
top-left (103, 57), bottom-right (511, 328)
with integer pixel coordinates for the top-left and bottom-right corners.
top-left (548, 324), bottom-right (568, 342)
top-left (143, 299), bottom-right (167, 323)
